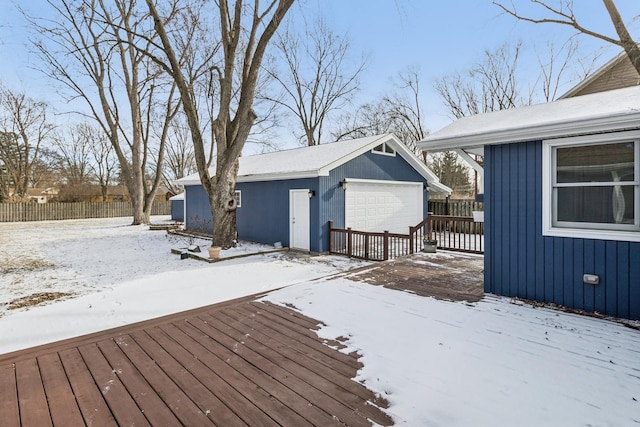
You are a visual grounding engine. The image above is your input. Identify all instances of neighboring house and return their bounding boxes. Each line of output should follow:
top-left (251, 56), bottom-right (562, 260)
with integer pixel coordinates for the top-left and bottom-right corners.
top-left (560, 50), bottom-right (640, 98)
top-left (26, 187), bottom-right (59, 203)
top-left (178, 134), bottom-right (451, 253)
top-left (169, 192), bottom-right (184, 222)
top-left (418, 85), bottom-right (640, 320)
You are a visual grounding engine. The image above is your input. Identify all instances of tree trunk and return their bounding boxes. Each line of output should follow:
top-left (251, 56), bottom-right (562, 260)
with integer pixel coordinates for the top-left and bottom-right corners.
top-left (603, 0), bottom-right (640, 75)
top-left (210, 157), bottom-right (239, 248)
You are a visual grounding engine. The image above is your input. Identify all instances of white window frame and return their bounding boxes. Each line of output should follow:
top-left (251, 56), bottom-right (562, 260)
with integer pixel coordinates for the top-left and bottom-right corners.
top-left (234, 190), bottom-right (242, 208)
top-left (371, 142), bottom-right (396, 157)
top-left (542, 131), bottom-right (640, 242)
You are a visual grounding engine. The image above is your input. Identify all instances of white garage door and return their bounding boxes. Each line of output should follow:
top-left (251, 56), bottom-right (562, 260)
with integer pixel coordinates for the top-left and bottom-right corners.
top-left (345, 180), bottom-right (423, 233)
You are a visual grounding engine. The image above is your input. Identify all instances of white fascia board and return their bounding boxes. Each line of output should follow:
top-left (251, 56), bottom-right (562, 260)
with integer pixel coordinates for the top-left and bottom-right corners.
top-left (418, 112), bottom-right (640, 151)
top-left (236, 170), bottom-right (320, 182)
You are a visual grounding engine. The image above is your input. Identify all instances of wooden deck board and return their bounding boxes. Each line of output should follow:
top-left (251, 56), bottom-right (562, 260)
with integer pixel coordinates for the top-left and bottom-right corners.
top-left (170, 319), bottom-right (319, 426)
top-left (128, 330), bottom-right (244, 426)
top-left (209, 310), bottom-right (393, 426)
top-left (0, 364), bottom-right (19, 427)
top-left (78, 343), bottom-right (152, 427)
top-left (191, 311), bottom-right (370, 426)
top-left (58, 347), bottom-right (118, 427)
top-left (15, 358), bottom-right (54, 427)
top-left (37, 353), bottom-right (85, 426)
top-left (0, 253), bottom-right (482, 426)
top-left (342, 252), bottom-right (484, 302)
top-left (154, 322), bottom-right (286, 427)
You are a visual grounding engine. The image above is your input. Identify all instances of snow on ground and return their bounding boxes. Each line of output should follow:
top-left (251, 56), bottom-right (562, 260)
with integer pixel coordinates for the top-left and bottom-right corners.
top-left (0, 216), bottom-right (368, 354)
top-left (264, 279), bottom-right (640, 426)
top-left (1, 217), bottom-right (639, 425)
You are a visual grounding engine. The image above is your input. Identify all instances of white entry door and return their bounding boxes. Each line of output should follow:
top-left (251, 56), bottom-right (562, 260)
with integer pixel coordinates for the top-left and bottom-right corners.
top-left (289, 189), bottom-right (310, 251)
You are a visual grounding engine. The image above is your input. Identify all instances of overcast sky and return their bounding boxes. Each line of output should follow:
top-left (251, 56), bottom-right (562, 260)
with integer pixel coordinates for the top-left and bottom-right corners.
top-left (0, 0), bottom-right (638, 148)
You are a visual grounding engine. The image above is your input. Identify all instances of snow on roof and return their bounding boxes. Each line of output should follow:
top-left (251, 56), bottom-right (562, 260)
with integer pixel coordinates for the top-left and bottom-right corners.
top-left (169, 193), bottom-right (184, 201)
top-left (418, 85), bottom-right (640, 151)
top-left (178, 134), bottom-right (451, 194)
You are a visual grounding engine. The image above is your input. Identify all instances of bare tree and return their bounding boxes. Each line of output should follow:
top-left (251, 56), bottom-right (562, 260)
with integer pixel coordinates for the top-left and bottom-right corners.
top-left (0, 87), bottom-right (54, 200)
top-left (157, 114), bottom-right (197, 194)
top-left (146, 0), bottom-right (295, 248)
top-left (86, 124), bottom-right (119, 202)
top-left (435, 42), bottom-right (530, 121)
top-left (51, 124), bottom-right (94, 186)
top-left (268, 18), bottom-right (365, 146)
top-left (333, 67), bottom-right (428, 151)
top-left (30, 0), bottom-right (181, 224)
top-left (494, 0), bottom-right (640, 75)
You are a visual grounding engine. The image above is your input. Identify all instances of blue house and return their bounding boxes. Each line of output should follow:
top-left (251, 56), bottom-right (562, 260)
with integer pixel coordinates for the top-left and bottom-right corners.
top-left (177, 134), bottom-right (450, 253)
top-left (419, 85), bottom-right (640, 320)
top-left (169, 192), bottom-right (184, 222)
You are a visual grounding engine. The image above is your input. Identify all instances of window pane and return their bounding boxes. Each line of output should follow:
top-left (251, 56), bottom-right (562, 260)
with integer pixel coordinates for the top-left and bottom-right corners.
top-left (556, 142), bottom-right (634, 183)
top-left (373, 144), bottom-right (384, 152)
top-left (557, 185), bottom-right (634, 224)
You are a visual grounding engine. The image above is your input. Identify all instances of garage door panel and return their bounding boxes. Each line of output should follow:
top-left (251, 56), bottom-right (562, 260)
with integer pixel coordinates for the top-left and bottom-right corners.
top-left (345, 181), bottom-right (423, 234)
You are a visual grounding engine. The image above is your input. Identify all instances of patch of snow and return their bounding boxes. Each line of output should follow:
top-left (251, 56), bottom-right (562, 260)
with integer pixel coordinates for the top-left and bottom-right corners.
top-left (264, 279), bottom-right (640, 426)
top-left (0, 217), bottom-right (368, 354)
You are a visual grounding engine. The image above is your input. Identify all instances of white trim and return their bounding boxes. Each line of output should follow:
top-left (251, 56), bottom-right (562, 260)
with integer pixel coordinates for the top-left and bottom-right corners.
top-left (371, 142), bottom-right (396, 156)
top-left (344, 178), bottom-right (423, 187)
top-left (420, 112), bottom-right (640, 151)
top-left (542, 130), bottom-right (640, 242)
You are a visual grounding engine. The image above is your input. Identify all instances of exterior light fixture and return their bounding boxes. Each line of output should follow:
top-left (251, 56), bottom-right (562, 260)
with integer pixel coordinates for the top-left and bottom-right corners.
top-left (308, 190), bottom-right (315, 198)
top-left (339, 179), bottom-right (348, 190)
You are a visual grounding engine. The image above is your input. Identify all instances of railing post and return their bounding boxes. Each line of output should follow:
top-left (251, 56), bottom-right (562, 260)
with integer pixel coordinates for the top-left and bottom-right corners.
top-left (364, 233), bottom-right (369, 260)
top-left (347, 227), bottom-right (352, 257)
top-left (408, 226), bottom-right (414, 254)
top-left (328, 220), bottom-right (333, 253)
top-left (383, 231), bottom-right (389, 260)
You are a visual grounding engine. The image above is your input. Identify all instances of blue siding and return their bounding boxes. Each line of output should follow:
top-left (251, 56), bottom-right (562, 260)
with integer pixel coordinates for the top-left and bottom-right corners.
top-left (318, 150), bottom-right (429, 252)
top-left (171, 200), bottom-right (184, 221)
top-left (184, 149), bottom-right (431, 254)
top-left (236, 178), bottom-right (318, 250)
top-left (485, 141), bottom-right (640, 320)
top-left (184, 185), bottom-right (213, 234)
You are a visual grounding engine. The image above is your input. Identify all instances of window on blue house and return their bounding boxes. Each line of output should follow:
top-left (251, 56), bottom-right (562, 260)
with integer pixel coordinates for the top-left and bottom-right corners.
top-left (543, 132), bottom-right (640, 242)
top-left (234, 190), bottom-right (241, 207)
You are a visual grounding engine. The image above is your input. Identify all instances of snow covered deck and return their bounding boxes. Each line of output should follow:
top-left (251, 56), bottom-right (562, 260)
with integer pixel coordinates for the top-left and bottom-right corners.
top-left (1, 249), bottom-right (638, 425)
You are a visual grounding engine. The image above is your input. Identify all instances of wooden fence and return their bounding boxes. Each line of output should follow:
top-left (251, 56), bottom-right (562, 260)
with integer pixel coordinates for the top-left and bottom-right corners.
top-left (0, 201), bottom-right (171, 222)
top-left (329, 215), bottom-right (484, 261)
top-left (428, 199), bottom-right (484, 216)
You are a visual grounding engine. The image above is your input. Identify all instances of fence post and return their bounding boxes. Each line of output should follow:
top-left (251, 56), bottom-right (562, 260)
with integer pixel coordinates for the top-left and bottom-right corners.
top-left (328, 221), bottom-right (333, 253)
top-left (347, 227), bottom-right (352, 258)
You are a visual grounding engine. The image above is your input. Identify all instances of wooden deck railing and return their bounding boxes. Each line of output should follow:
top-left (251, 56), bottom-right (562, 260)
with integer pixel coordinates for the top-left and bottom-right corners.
top-left (328, 215), bottom-right (484, 261)
top-left (426, 215), bottom-right (484, 254)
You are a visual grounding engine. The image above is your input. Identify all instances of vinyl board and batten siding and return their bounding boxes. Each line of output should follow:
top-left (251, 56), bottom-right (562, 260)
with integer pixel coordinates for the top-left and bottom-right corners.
top-left (317, 150), bottom-right (429, 252)
top-left (485, 141), bottom-right (640, 320)
top-left (236, 178), bottom-right (319, 251)
top-left (183, 185), bottom-right (214, 234)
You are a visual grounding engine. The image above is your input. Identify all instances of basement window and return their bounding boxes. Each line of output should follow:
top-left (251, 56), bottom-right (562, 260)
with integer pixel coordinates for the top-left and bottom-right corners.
top-left (542, 131), bottom-right (640, 242)
top-left (372, 142), bottom-right (396, 156)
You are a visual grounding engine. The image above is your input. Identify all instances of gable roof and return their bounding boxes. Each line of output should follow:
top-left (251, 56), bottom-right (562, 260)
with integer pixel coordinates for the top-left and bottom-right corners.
top-left (560, 50), bottom-right (640, 99)
top-left (417, 85), bottom-right (640, 152)
top-left (178, 134), bottom-right (451, 194)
